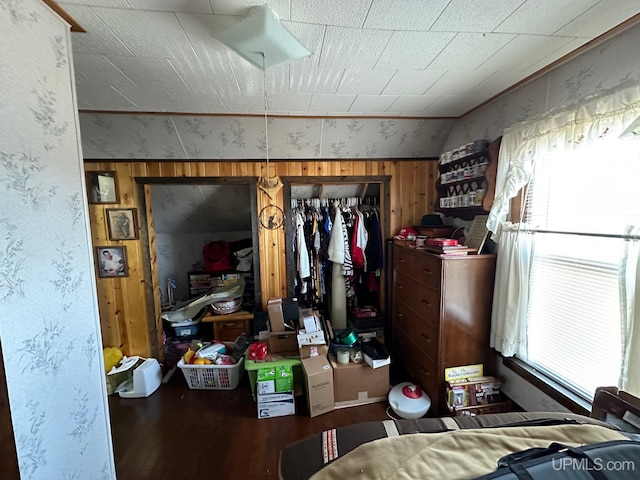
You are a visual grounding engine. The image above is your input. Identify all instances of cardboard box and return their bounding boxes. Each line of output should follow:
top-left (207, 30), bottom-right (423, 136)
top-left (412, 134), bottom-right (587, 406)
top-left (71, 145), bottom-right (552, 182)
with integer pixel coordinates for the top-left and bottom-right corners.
top-left (329, 354), bottom-right (389, 407)
top-left (257, 391), bottom-right (295, 419)
top-left (302, 355), bottom-right (334, 417)
top-left (268, 330), bottom-right (298, 353)
top-left (297, 329), bottom-right (326, 346)
top-left (299, 343), bottom-right (328, 359)
top-left (267, 298), bottom-right (286, 332)
top-left (299, 308), bottom-right (321, 332)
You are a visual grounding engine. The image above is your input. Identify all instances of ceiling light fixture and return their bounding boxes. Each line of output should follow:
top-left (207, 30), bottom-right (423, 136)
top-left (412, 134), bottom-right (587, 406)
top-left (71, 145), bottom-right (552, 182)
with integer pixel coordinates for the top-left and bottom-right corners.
top-left (212, 5), bottom-right (311, 71)
top-left (213, 5), bottom-right (310, 195)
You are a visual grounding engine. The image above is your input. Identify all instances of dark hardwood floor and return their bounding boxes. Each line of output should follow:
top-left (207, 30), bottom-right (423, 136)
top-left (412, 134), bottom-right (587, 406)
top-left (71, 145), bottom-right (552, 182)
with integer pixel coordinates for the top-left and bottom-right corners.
top-left (109, 367), bottom-right (390, 479)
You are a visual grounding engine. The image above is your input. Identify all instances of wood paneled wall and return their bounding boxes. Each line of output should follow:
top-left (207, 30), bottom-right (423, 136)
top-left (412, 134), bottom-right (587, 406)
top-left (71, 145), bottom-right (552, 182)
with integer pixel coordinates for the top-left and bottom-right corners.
top-left (84, 159), bottom-right (438, 357)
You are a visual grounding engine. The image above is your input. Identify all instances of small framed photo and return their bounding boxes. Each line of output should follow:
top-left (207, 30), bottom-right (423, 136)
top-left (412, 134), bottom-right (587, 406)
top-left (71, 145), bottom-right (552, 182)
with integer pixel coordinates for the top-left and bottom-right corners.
top-left (86, 171), bottom-right (119, 204)
top-left (96, 246), bottom-right (128, 278)
top-left (106, 208), bottom-right (138, 240)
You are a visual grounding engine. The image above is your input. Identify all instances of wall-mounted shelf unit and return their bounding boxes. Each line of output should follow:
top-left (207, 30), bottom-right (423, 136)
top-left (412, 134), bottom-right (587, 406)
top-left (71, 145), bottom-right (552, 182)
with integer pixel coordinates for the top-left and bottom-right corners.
top-left (434, 137), bottom-right (501, 221)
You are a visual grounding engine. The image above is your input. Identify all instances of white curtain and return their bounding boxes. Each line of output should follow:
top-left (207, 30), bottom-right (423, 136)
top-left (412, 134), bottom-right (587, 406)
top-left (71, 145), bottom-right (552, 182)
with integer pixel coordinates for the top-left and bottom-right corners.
top-left (490, 222), bottom-right (533, 358)
top-left (488, 84), bottom-right (640, 367)
top-left (488, 84), bottom-right (640, 236)
top-left (620, 226), bottom-right (640, 395)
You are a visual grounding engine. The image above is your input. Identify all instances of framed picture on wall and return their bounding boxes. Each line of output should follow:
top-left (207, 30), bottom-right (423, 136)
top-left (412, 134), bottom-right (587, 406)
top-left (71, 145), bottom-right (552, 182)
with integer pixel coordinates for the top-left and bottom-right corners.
top-left (106, 208), bottom-right (138, 240)
top-left (86, 171), bottom-right (119, 204)
top-left (96, 246), bottom-right (128, 278)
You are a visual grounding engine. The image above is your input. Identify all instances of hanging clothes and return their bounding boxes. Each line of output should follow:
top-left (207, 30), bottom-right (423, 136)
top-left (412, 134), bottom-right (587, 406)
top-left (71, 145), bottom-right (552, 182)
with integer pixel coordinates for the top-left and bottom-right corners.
top-left (328, 205), bottom-right (347, 329)
top-left (296, 211), bottom-right (310, 292)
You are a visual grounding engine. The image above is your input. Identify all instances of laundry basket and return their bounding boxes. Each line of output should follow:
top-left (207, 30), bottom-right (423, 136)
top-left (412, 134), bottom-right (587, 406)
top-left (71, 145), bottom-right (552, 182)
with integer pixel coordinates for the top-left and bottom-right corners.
top-left (177, 357), bottom-right (244, 390)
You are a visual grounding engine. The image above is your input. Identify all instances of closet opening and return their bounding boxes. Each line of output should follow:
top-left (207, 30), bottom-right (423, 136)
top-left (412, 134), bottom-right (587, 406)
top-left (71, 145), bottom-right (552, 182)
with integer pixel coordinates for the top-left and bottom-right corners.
top-left (136, 177), bottom-right (261, 363)
top-left (282, 176), bottom-right (391, 330)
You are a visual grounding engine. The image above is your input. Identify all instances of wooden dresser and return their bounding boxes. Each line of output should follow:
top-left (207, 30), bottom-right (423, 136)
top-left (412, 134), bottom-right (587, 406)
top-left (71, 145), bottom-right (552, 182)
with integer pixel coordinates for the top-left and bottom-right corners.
top-left (391, 245), bottom-right (496, 415)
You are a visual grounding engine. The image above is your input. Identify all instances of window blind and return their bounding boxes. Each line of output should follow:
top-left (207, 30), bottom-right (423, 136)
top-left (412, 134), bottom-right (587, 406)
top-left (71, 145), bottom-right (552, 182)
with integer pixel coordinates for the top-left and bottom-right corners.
top-left (522, 139), bottom-right (640, 400)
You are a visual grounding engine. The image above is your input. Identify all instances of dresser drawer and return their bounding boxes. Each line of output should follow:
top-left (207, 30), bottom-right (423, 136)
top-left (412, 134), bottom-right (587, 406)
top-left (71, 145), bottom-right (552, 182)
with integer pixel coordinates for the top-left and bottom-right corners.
top-left (412, 254), bottom-right (441, 289)
top-left (396, 281), bottom-right (440, 326)
top-left (413, 318), bottom-right (439, 362)
top-left (391, 297), bottom-right (412, 336)
top-left (394, 248), bottom-right (441, 289)
top-left (391, 327), bottom-right (412, 368)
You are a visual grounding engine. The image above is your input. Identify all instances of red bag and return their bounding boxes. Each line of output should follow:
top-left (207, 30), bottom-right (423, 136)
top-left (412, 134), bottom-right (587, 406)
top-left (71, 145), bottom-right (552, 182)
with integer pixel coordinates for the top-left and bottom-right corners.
top-left (202, 241), bottom-right (234, 272)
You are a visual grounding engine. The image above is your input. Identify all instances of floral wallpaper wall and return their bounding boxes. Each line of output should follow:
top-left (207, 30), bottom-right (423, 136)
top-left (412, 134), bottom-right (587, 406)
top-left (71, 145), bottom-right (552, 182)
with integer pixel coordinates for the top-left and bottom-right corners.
top-left (442, 21), bottom-right (640, 152)
top-left (439, 21), bottom-right (640, 413)
top-left (0, 2), bottom-right (115, 479)
top-left (79, 114), bottom-right (455, 159)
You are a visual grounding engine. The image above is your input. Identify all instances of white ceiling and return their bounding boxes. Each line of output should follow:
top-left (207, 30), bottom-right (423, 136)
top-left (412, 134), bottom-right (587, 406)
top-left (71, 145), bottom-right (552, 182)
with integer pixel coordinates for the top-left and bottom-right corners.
top-left (60, 0), bottom-right (640, 117)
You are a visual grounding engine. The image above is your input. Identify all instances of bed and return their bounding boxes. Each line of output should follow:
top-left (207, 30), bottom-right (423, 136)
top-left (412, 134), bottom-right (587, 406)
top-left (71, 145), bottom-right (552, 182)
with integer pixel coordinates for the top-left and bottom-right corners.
top-left (279, 387), bottom-right (640, 480)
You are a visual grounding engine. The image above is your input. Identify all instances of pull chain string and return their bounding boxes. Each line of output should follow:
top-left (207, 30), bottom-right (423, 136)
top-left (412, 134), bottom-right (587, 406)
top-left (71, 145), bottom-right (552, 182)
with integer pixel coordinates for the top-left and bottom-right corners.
top-left (261, 52), bottom-right (270, 183)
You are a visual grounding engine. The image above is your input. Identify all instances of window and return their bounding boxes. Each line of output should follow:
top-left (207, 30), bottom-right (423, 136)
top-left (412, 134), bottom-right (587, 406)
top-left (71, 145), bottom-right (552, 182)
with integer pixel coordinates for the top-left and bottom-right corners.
top-left (521, 138), bottom-right (640, 400)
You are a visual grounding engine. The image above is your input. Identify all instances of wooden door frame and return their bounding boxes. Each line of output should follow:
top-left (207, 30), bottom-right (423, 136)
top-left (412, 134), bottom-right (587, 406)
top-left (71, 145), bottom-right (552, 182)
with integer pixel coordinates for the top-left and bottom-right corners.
top-left (282, 175), bottom-right (391, 312)
top-left (135, 177), bottom-right (261, 360)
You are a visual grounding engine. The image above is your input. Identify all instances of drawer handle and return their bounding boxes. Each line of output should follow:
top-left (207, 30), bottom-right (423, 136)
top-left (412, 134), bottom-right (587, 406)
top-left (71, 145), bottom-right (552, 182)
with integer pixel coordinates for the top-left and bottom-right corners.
top-left (224, 322), bottom-right (238, 327)
top-left (423, 268), bottom-right (432, 275)
top-left (399, 258), bottom-right (405, 263)
top-left (420, 333), bottom-right (431, 343)
top-left (396, 313), bottom-right (404, 318)
top-left (421, 299), bottom-right (430, 306)
top-left (397, 283), bottom-right (404, 289)
top-left (419, 367), bottom-right (431, 376)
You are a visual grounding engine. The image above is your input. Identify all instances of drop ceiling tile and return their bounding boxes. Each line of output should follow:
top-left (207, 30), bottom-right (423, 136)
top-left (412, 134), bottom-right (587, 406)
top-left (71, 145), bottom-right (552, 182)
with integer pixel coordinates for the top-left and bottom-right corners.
top-left (494, 0), bottom-right (599, 35)
top-left (72, 53), bottom-right (136, 87)
top-left (430, 0), bottom-right (524, 33)
top-left (106, 56), bottom-right (189, 88)
top-left (428, 32), bottom-right (516, 70)
top-left (375, 31), bottom-right (456, 69)
top-left (291, 0), bottom-right (371, 27)
top-left (465, 70), bottom-right (530, 97)
top-left (59, 4), bottom-right (133, 55)
top-left (554, 0), bottom-right (640, 37)
top-left (422, 95), bottom-right (487, 116)
top-left (310, 94), bottom-right (356, 112)
top-left (163, 88), bottom-right (226, 113)
top-left (337, 70), bottom-right (396, 95)
top-left (75, 83), bottom-right (139, 110)
top-left (264, 93), bottom-right (312, 112)
top-left (111, 84), bottom-right (182, 112)
top-left (478, 34), bottom-right (576, 73)
top-left (209, 0), bottom-right (291, 19)
top-left (167, 56), bottom-right (242, 97)
top-left (388, 95), bottom-right (439, 113)
top-left (319, 26), bottom-right (393, 69)
top-left (220, 95), bottom-right (267, 113)
top-left (125, 0), bottom-right (213, 13)
top-left (289, 66), bottom-right (343, 94)
top-left (175, 13), bottom-right (242, 63)
top-left (349, 96), bottom-right (399, 113)
top-left (426, 70), bottom-right (497, 95)
top-left (282, 21), bottom-right (326, 67)
top-left (90, 8), bottom-right (193, 58)
top-left (383, 70), bottom-right (446, 95)
top-left (364, 0), bottom-right (450, 30)
top-left (230, 62), bottom-right (290, 95)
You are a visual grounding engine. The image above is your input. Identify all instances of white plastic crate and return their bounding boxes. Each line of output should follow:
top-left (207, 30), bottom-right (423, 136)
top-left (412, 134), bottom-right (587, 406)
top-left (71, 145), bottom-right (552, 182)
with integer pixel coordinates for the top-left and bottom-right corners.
top-left (177, 357), bottom-right (244, 390)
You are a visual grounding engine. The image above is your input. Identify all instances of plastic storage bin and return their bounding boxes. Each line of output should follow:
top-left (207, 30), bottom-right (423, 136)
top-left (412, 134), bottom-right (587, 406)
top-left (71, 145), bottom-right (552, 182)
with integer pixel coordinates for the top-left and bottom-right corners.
top-left (177, 357), bottom-right (244, 390)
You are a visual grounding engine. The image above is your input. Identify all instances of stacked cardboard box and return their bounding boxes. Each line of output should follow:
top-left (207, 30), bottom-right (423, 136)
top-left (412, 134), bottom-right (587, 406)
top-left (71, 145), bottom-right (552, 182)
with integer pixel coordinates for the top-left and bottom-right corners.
top-left (256, 365), bottom-right (295, 418)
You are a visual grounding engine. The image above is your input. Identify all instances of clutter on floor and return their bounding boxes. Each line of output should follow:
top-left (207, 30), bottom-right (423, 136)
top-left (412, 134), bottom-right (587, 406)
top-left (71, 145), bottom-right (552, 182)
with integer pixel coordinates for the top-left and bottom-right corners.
top-left (105, 353), bottom-right (162, 398)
